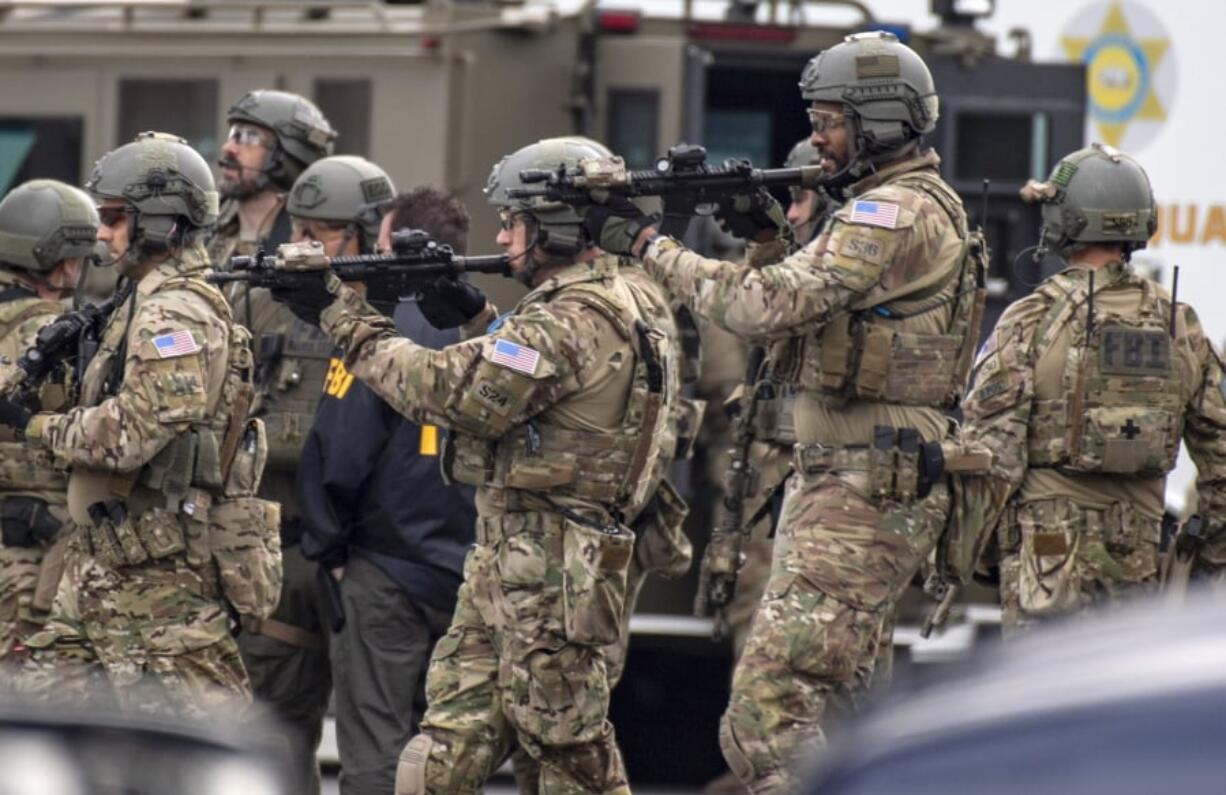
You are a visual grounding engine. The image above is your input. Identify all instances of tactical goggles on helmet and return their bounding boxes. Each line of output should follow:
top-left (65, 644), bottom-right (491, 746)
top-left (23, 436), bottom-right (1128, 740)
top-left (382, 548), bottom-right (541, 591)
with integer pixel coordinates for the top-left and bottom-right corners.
top-left (97, 205), bottom-right (131, 228)
top-left (291, 217), bottom-right (350, 242)
top-left (498, 208), bottom-right (530, 232)
top-left (226, 123), bottom-right (274, 149)
top-left (807, 107), bottom-right (846, 135)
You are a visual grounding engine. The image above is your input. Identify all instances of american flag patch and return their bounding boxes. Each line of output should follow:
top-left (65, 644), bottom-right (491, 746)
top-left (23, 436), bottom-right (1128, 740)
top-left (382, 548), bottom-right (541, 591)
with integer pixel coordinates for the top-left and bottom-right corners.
top-left (849, 200), bottom-right (900, 229)
top-left (489, 339), bottom-right (540, 376)
top-left (152, 330), bottom-right (200, 359)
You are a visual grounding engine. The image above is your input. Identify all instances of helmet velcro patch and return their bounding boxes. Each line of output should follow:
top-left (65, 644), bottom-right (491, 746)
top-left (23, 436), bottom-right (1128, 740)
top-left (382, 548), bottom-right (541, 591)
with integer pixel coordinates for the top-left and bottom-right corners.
top-left (1050, 161), bottom-right (1078, 188)
top-left (360, 177), bottom-right (393, 205)
top-left (856, 54), bottom-right (900, 78)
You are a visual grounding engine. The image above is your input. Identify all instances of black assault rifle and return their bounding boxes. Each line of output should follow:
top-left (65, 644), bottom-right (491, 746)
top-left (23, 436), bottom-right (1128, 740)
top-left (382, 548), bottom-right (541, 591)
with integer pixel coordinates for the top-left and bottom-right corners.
top-left (507, 143), bottom-right (826, 217)
top-left (1, 280), bottom-right (134, 399)
top-left (207, 229), bottom-right (511, 293)
top-left (695, 346), bottom-right (774, 641)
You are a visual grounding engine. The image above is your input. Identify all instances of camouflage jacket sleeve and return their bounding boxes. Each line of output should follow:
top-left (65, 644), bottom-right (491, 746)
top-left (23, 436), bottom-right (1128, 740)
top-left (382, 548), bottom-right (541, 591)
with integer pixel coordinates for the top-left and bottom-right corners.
top-left (320, 280), bottom-right (607, 439)
top-left (1174, 304), bottom-right (1226, 526)
top-left (956, 296), bottom-right (1047, 536)
top-left (30, 289), bottom-right (227, 472)
top-left (640, 186), bottom-right (931, 342)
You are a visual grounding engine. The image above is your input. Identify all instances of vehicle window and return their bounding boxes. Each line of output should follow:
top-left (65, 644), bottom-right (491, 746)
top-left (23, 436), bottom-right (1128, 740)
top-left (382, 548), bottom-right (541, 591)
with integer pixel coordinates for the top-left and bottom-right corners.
top-left (117, 79), bottom-right (219, 162)
top-left (607, 89), bottom-right (660, 169)
top-left (0, 117), bottom-right (83, 193)
top-left (315, 79), bottom-right (372, 157)
top-left (703, 108), bottom-right (771, 169)
top-left (954, 110), bottom-right (1050, 183)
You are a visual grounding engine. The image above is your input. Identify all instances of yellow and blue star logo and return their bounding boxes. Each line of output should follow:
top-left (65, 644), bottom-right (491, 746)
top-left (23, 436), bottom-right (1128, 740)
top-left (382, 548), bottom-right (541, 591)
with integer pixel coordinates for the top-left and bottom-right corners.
top-left (1061, 1), bottom-right (1174, 149)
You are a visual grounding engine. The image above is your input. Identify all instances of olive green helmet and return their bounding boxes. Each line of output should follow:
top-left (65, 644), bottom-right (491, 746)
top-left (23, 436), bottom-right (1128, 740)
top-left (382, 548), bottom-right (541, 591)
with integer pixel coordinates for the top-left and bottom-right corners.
top-left (0, 179), bottom-right (100, 273)
top-left (87, 131), bottom-right (219, 254)
top-left (799, 31), bottom-right (938, 176)
top-left (784, 138), bottom-right (821, 169)
top-left (1026, 143), bottom-right (1157, 257)
top-left (287, 155), bottom-right (395, 252)
top-left (227, 90), bottom-right (337, 191)
top-left (485, 136), bottom-right (613, 256)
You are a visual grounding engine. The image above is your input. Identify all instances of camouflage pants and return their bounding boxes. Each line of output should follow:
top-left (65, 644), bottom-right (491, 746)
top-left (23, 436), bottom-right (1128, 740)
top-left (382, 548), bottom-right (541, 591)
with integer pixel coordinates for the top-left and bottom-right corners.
top-left (513, 486), bottom-right (693, 789)
top-left (9, 542), bottom-right (251, 721)
top-left (396, 511), bottom-right (630, 795)
top-left (720, 470), bottom-right (948, 794)
top-left (0, 545), bottom-right (45, 657)
top-left (998, 497), bottom-right (1160, 635)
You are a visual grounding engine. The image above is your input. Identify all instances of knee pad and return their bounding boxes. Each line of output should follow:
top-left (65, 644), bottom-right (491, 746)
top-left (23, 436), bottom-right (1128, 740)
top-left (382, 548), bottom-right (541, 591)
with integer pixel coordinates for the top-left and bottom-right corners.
top-left (395, 734), bottom-right (433, 795)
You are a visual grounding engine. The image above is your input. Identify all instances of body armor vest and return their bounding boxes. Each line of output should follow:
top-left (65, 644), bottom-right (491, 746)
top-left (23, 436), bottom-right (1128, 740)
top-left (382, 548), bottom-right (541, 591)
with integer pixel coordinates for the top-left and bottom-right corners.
top-left (445, 276), bottom-right (672, 516)
top-left (0, 290), bottom-right (68, 494)
top-left (75, 273), bottom-right (260, 504)
top-left (1026, 270), bottom-right (1182, 476)
top-left (789, 170), bottom-right (987, 410)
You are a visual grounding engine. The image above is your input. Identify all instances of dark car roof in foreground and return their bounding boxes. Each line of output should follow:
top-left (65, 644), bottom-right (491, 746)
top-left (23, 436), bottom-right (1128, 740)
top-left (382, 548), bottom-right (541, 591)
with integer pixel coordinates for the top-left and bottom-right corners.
top-left (803, 590), bottom-right (1226, 792)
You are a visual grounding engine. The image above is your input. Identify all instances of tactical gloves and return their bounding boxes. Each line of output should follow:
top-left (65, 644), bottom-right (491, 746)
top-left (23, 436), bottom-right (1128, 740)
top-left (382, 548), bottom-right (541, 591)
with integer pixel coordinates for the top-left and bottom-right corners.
top-left (417, 277), bottom-right (487, 330)
top-left (716, 187), bottom-right (789, 242)
top-left (269, 273), bottom-right (338, 327)
top-left (0, 396), bottom-right (33, 434)
top-left (582, 193), bottom-right (659, 257)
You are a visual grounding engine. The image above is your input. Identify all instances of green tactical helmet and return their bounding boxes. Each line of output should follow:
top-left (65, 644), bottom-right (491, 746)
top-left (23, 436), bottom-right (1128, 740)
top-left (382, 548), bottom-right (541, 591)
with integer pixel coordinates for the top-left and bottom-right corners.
top-left (87, 131), bottom-right (219, 251)
top-left (227, 90), bottom-right (337, 191)
top-left (800, 31), bottom-right (938, 161)
top-left (1033, 143), bottom-right (1157, 257)
top-left (0, 179), bottom-right (100, 273)
top-left (485, 136), bottom-right (614, 256)
top-left (784, 138), bottom-right (822, 169)
top-left (287, 155), bottom-right (395, 251)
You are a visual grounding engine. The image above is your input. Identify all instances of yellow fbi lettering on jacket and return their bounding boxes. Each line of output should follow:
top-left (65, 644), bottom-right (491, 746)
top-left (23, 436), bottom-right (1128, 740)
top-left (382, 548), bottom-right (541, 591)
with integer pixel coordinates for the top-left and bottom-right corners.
top-left (323, 358), bottom-right (355, 398)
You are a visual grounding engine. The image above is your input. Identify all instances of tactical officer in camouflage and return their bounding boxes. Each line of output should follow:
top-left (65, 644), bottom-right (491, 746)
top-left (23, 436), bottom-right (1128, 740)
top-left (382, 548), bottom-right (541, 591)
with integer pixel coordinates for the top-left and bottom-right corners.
top-left (782, 138), bottom-right (833, 247)
top-left (209, 89), bottom-right (336, 267)
top-left (585, 32), bottom-right (984, 793)
top-left (956, 144), bottom-right (1226, 631)
top-left (0, 132), bottom-right (280, 719)
top-left (240, 154), bottom-right (396, 795)
top-left (0, 180), bottom-right (98, 658)
top-left (706, 136), bottom-right (830, 667)
top-left (271, 137), bottom-right (679, 794)
top-left (503, 137), bottom-right (694, 793)
top-left (205, 94), bottom-right (338, 687)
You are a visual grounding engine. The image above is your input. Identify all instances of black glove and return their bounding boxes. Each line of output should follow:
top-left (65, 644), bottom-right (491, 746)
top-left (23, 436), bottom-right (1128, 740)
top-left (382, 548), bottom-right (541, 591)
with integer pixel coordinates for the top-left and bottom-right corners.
top-left (417, 277), bottom-right (487, 330)
top-left (582, 193), bottom-right (658, 256)
top-left (716, 187), bottom-right (789, 241)
top-left (0, 396), bottom-right (32, 434)
top-left (268, 274), bottom-right (336, 327)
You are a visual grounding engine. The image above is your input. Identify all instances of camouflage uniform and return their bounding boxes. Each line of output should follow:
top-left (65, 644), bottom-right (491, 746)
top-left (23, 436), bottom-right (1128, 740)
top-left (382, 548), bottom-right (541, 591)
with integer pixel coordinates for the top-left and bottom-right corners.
top-left (207, 202), bottom-right (334, 795)
top-left (18, 244), bottom-right (264, 718)
top-left (0, 271), bottom-right (71, 656)
top-left (640, 148), bottom-right (977, 792)
top-left (960, 261), bottom-right (1226, 630)
top-left (509, 259), bottom-right (694, 792)
top-left (309, 253), bottom-right (673, 794)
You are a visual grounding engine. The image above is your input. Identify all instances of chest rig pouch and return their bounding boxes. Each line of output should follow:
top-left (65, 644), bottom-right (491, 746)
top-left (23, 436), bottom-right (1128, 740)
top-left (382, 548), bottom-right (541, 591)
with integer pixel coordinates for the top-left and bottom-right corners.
top-left (444, 281), bottom-right (672, 515)
top-left (259, 318), bottom-right (334, 469)
top-left (81, 275), bottom-right (280, 619)
top-left (1028, 277), bottom-right (1182, 476)
top-left (792, 172), bottom-right (987, 411)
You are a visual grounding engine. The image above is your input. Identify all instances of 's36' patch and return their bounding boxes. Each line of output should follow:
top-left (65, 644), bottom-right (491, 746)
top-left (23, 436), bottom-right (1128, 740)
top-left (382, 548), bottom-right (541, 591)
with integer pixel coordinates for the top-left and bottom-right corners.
top-left (839, 234), bottom-right (887, 265)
